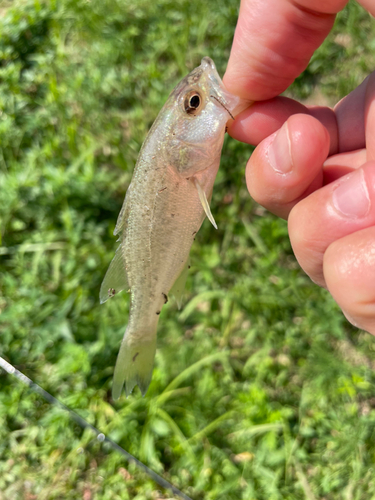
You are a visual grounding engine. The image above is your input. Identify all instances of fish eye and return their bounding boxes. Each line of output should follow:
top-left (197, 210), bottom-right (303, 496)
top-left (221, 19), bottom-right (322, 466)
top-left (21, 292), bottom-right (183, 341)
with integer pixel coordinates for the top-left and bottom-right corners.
top-left (189, 95), bottom-right (200, 108)
top-left (184, 91), bottom-right (202, 115)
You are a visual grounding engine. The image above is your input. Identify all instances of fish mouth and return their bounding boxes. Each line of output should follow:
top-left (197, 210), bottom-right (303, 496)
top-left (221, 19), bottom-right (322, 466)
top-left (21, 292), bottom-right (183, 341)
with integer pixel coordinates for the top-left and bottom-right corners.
top-left (200, 57), bottom-right (249, 118)
top-left (209, 94), bottom-right (235, 120)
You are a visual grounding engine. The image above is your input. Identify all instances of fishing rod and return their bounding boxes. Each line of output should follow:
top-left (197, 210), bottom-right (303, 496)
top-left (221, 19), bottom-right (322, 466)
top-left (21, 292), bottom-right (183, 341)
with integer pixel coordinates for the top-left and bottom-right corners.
top-left (0, 355), bottom-right (193, 500)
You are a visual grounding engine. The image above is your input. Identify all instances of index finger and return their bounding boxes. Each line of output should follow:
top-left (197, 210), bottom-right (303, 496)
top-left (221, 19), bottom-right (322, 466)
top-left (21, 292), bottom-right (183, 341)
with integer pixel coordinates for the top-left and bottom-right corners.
top-left (223, 0), bottom-right (348, 101)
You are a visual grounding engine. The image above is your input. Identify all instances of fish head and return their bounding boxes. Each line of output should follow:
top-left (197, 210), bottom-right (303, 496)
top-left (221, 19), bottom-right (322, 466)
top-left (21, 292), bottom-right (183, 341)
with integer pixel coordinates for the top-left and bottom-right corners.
top-left (162, 57), bottom-right (247, 177)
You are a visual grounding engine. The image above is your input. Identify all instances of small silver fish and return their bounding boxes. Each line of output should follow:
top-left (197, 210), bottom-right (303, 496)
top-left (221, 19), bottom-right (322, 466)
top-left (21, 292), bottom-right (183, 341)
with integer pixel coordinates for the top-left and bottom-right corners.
top-left (100, 57), bottom-right (247, 399)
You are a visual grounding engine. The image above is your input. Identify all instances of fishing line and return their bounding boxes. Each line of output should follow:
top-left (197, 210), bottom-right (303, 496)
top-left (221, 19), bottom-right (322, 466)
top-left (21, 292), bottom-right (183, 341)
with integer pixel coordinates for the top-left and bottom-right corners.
top-left (0, 355), bottom-right (193, 500)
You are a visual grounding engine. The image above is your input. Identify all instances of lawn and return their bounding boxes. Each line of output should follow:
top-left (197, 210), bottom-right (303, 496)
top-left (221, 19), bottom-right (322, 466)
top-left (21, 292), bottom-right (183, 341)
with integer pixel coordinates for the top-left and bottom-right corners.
top-left (1, 0), bottom-right (375, 499)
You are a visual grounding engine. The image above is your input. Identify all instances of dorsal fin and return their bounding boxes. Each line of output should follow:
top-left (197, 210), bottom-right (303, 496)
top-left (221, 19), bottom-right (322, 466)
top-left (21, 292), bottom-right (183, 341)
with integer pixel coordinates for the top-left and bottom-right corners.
top-left (100, 184), bottom-right (132, 304)
top-left (99, 245), bottom-right (129, 304)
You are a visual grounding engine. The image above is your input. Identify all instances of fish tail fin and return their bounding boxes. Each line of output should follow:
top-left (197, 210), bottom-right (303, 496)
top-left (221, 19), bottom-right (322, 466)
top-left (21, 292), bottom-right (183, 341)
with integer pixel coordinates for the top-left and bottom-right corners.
top-left (112, 327), bottom-right (157, 400)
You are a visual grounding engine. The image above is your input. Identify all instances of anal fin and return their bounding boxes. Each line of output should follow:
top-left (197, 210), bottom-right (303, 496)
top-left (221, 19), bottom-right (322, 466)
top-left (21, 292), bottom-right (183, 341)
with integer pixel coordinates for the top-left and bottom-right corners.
top-left (170, 257), bottom-right (190, 310)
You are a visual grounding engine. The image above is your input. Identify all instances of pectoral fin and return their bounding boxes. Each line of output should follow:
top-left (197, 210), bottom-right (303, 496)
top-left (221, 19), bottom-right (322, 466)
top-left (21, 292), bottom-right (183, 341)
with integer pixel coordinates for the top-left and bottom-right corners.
top-left (191, 177), bottom-right (218, 230)
top-left (170, 257), bottom-right (190, 310)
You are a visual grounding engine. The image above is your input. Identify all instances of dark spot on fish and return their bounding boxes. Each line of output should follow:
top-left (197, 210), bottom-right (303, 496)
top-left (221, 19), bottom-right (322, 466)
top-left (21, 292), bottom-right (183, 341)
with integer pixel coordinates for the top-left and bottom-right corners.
top-left (162, 293), bottom-right (168, 304)
top-left (132, 352), bottom-right (139, 362)
top-left (156, 311), bottom-right (160, 315)
top-left (192, 231), bottom-right (197, 236)
top-left (158, 187), bottom-right (167, 193)
top-left (171, 214), bottom-right (175, 217)
top-left (187, 68), bottom-right (203, 84)
top-left (108, 288), bottom-right (116, 297)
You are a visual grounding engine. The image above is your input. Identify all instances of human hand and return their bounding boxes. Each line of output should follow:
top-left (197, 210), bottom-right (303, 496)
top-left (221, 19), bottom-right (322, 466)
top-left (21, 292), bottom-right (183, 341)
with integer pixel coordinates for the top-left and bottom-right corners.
top-left (223, 0), bottom-right (375, 334)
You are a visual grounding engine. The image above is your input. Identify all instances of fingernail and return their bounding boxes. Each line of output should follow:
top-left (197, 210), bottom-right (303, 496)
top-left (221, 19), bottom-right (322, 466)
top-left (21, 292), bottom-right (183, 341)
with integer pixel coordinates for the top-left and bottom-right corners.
top-left (332, 169), bottom-right (370, 218)
top-left (267, 121), bottom-right (293, 174)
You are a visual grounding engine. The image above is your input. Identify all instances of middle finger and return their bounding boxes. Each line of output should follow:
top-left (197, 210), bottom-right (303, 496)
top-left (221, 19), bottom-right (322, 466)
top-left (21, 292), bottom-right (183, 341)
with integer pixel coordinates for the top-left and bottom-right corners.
top-left (288, 161), bottom-right (375, 287)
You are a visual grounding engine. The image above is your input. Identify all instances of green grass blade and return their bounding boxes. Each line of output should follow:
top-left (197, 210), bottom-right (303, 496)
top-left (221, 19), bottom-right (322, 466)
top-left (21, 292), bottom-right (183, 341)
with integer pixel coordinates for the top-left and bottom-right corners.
top-left (159, 351), bottom-right (230, 397)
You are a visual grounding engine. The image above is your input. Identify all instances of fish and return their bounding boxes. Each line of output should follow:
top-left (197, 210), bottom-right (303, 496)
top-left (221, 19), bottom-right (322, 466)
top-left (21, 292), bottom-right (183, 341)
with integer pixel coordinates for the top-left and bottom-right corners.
top-left (100, 57), bottom-right (247, 399)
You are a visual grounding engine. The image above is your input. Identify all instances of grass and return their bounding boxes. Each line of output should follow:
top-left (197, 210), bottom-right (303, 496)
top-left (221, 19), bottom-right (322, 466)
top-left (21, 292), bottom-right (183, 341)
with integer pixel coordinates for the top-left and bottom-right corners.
top-left (1, 0), bottom-right (375, 499)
